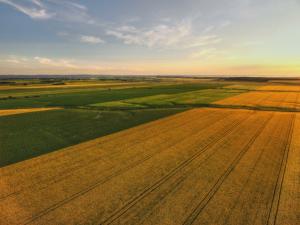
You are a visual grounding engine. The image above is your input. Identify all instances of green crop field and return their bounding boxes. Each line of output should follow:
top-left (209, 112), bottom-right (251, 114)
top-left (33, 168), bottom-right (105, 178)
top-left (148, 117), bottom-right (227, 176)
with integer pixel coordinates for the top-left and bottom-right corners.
top-left (0, 108), bottom-right (185, 167)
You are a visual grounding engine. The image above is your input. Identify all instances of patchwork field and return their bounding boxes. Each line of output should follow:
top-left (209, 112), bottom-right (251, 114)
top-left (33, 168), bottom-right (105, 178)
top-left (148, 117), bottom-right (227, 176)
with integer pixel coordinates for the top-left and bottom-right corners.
top-left (0, 77), bottom-right (299, 225)
top-left (91, 88), bottom-right (245, 109)
top-left (0, 107), bottom-right (299, 225)
top-left (0, 82), bottom-right (223, 109)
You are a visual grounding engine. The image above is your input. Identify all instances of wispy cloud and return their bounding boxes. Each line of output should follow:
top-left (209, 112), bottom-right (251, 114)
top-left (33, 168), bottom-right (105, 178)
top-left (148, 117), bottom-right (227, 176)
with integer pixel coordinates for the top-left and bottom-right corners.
top-left (57, 31), bottom-right (69, 37)
top-left (0, 0), bottom-right (53, 19)
top-left (184, 35), bottom-right (222, 49)
top-left (106, 19), bottom-right (222, 49)
top-left (106, 20), bottom-right (191, 48)
top-left (190, 48), bottom-right (218, 59)
top-left (235, 41), bottom-right (263, 47)
top-left (0, 1), bottom-right (223, 50)
top-left (80, 35), bottom-right (105, 44)
top-left (34, 56), bottom-right (77, 68)
top-left (220, 20), bottom-right (231, 28)
top-left (189, 47), bottom-right (229, 60)
top-left (0, 0), bottom-right (94, 23)
top-left (5, 55), bottom-right (28, 64)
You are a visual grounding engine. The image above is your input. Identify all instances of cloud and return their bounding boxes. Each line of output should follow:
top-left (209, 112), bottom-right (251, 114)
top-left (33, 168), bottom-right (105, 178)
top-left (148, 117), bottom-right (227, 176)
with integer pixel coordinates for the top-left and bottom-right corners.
top-left (202, 26), bottom-right (215, 34)
top-left (80, 35), bottom-right (105, 44)
top-left (0, 0), bottom-right (93, 23)
top-left (184, 35), bottom-right (222, 48)
top-left (106, 19), bottom-right (222, 50)
top-left (0, 0), bottom-right (53, 19)
top-left (189, 47), bottom-right (228, 60)
top-left (190, 48), bottom-right (218, 59)
top-left (106, 18), bottom-right (223, 50)
top-left (6, 59), bottom-right (21, 64)
top-left (34, 56), bottom-right (77, 68)
top-left (220, 20), bottom-right (231, 28)
top-left (57, 31), bottom-right (69, 37)
top-left (107, 20), bottom-right (191, 48)
top-left (235, 41), bottom-right (263, 47)
top-left (5, 55), bottom-right (28, 64)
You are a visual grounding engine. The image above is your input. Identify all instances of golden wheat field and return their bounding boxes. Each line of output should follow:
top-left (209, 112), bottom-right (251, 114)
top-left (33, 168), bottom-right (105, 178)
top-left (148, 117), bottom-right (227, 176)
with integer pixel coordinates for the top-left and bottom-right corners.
top-left (258, 85), bottom-right (300, 92)
top-left (215, 90), bottom-right (300, 111)
top-left (0, 106), bottom-right (299, 225)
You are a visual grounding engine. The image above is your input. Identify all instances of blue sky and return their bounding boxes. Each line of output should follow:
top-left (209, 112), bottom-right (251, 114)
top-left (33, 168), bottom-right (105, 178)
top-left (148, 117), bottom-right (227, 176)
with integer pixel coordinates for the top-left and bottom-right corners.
top-left (0, 0), bottom-right (299, 76)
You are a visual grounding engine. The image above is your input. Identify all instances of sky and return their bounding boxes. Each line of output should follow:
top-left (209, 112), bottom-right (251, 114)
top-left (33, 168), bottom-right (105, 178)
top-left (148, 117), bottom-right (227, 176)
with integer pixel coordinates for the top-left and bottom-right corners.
top-left (0, 0), bottom-right (299, 76)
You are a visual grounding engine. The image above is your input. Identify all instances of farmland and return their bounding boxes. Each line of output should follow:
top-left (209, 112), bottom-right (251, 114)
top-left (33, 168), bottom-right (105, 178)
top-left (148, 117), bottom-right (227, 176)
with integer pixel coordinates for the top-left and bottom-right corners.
top-left (215, 90), bottom-right (300, 111)
top-left (0, 77), bottom-right (299, 225)
top-left (0, 81), bottom-right (224, 109)
top-left (91, 88), bottom-right (245, 109)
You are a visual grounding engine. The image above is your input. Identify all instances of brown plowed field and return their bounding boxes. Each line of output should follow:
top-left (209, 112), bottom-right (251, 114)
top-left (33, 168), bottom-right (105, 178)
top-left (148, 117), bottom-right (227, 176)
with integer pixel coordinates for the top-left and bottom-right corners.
top-left (0, 107), bottom-right (62, 117)
top-left (0, 108), bottom-right (298, 225)
top-left (214, 91), bottom-right (300, 111)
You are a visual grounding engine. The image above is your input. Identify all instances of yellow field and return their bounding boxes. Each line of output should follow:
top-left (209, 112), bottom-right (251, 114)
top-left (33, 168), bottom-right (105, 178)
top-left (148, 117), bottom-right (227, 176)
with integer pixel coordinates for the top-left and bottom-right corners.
top-left (0, 108), bottom-right (298, 225)
top-left (258, 85), bottom-right (300, 92)
top-left (0, 107), bottom-right (62, 117)
top-left (215, 90), bottom-right (300, 111)
top-left (274, 114), bottom-right (300, 225)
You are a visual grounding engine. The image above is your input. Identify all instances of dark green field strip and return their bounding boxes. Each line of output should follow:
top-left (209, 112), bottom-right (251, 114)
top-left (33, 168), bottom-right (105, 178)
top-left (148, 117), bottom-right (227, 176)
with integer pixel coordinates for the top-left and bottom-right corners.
top-left (0, 108), bottom-right (185, 167)
top-left (0, 86), bottom-right (105, 99)
top-left (0, 83), bottom-right (223, 109)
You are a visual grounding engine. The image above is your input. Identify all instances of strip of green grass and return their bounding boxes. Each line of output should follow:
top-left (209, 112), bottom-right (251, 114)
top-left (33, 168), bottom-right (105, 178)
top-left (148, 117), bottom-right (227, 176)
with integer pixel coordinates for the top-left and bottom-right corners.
top-left (0, 108), bottom-right (185, 167)
top-left (90, 89), bottom-right (246, 109)
top-left (0, 83), bottom-right (224, 109)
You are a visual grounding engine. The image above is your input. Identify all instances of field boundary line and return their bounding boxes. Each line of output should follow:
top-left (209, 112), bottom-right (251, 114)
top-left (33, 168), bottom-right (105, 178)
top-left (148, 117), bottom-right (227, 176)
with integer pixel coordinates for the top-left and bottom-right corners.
top-left (267, 113), bottom-right (296, 225)
top-left (182, 112), bottom-right (273, 225)
top-left (219, 114), bottom-right (277, 225)
top-left (208, 104), bottom-right (300, 113)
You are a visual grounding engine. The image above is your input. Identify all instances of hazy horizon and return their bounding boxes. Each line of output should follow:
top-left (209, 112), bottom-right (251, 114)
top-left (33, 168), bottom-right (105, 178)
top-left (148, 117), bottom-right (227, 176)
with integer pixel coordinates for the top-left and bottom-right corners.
top-left (0, 0), bottom-right (299, 76)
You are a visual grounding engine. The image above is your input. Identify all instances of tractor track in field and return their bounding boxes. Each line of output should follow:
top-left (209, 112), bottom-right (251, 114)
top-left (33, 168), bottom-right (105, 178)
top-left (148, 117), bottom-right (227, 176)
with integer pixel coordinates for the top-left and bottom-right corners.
top-left (100, 112), bottom-right (272, 225)
top-left (23, 111), bottom-right (251, 224)
top-left (182, 112), bottom-right (273, 225)
top-left (215, 116), bottom-right (277, 225)
top-left (99, 112), bottom-right (252, 225)
top-left (267, 114), bottom-right (295, 225)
